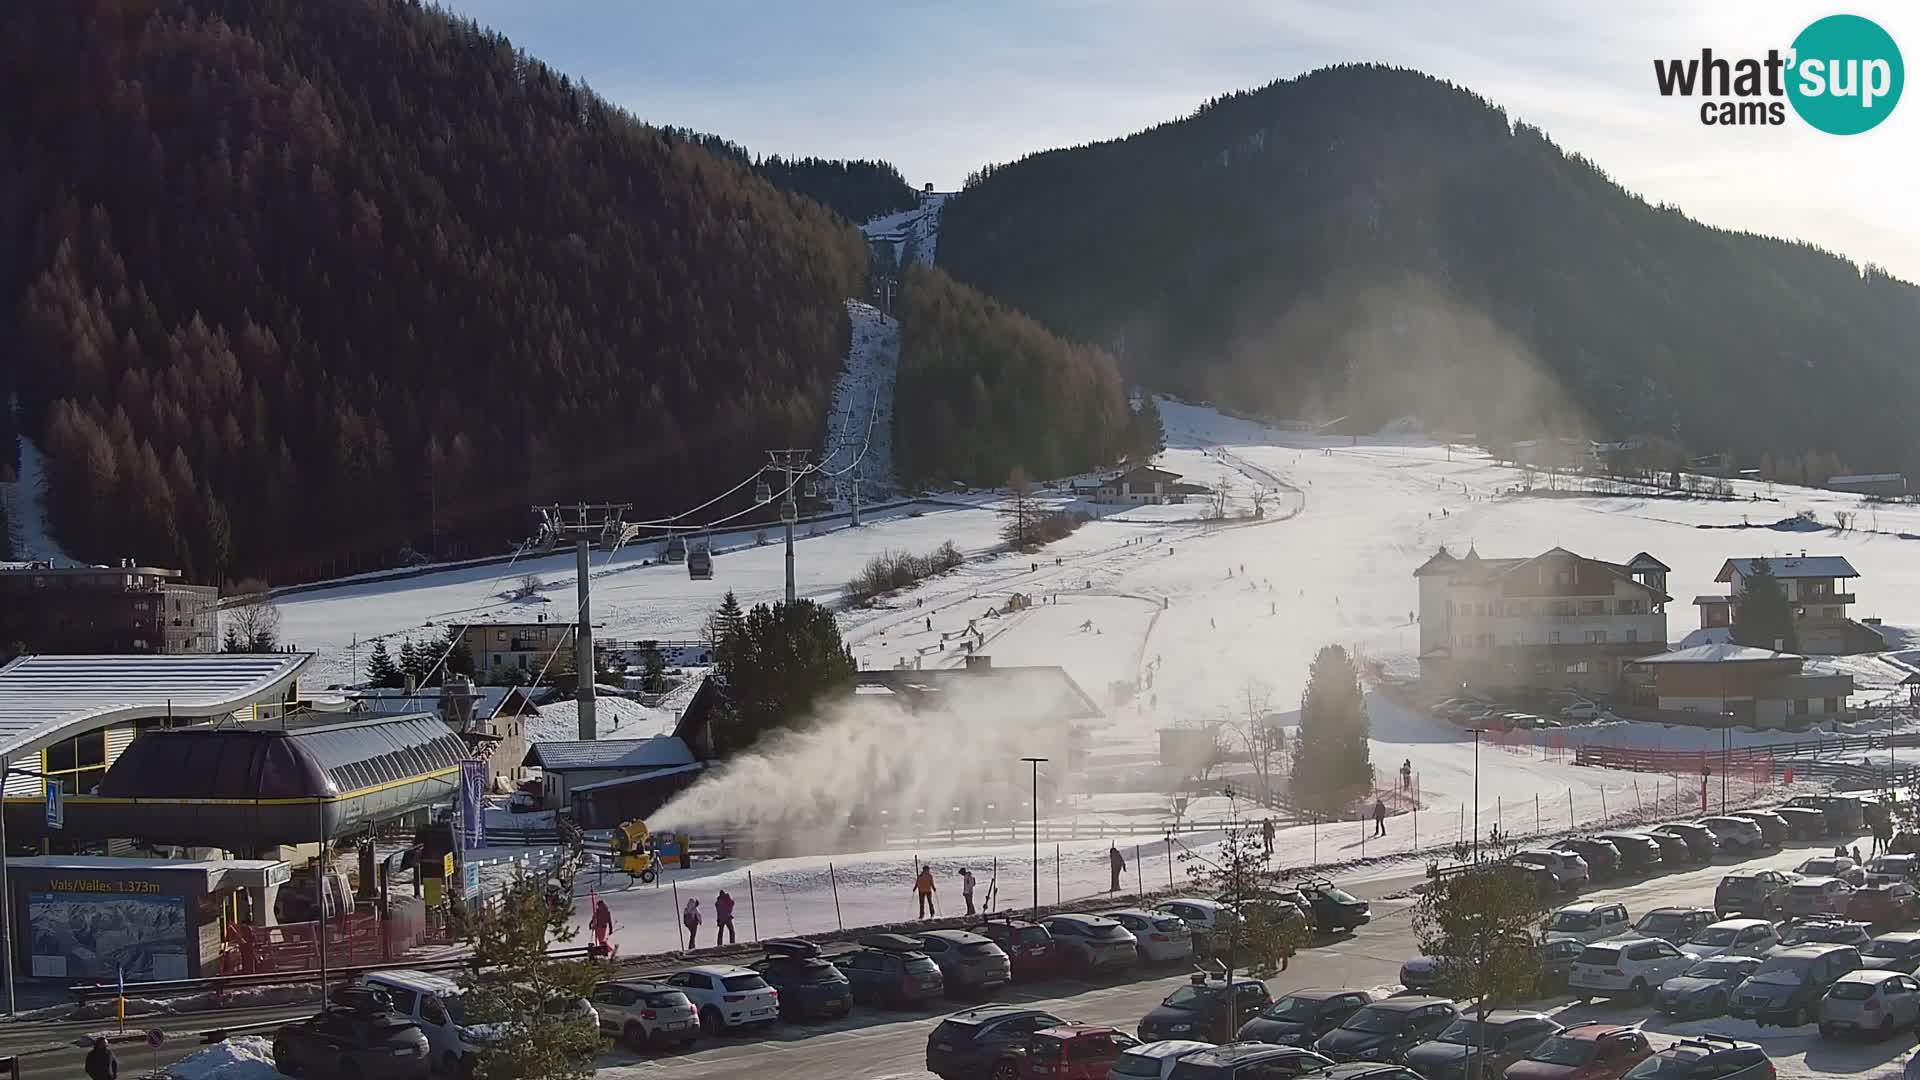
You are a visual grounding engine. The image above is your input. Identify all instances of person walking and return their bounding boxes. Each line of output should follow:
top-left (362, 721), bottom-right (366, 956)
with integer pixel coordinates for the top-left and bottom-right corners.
top-left (1372, 799), bottom-right (1387, 838)
top-left (86, 1037), bottom-right (118, 1080)
top-left (715, 889), bottom-right (737, 945)
top-left (960, 867), bottom-right (977, 916)
top-left (589, 897), bottom-right (614, 951)
top-left (1400, 759), bottom-right (1413, 792)
top-left (682, 897), bottom-right (702, 950)
top-left (1261, 818), bottom-right (1275, 855)
top-left (915, 865), bottom-right (939, 918)
top-left (1108, 844), bottom-right (1126, 893)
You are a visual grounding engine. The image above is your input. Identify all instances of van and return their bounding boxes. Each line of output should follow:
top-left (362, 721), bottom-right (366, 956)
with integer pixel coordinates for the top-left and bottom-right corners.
top-left (363, 969), bottom-right (476, 1076)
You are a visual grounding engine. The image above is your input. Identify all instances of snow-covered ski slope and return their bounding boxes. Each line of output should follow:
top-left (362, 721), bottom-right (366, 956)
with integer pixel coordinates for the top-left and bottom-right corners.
top-left (1, 400), bottom-right (72, 562)
top-left (818, 300), bottom-right (899, 502)
top-left (862, 191), bottom-right (947, 267)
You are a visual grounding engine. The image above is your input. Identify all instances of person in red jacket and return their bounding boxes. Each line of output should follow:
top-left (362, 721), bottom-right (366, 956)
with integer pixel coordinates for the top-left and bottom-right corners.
top-left (714, 890), bottom-right (737, 945)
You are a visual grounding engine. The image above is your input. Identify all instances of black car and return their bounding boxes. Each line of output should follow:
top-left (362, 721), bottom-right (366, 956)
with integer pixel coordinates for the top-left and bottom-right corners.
top-left (1313, 997), bottom-right (1457, 1063)
top-left (1656, 956), bottom-right (1761, 1019)
top-left (1622, 1035), bottom-right (1772, 1080)
top-left (1774, 806), bottom-right (1829, 840)
top-left (1730, 944), bottom-right (1862, 1027)
top-left (1299, 879), bottom-right (1372, 931)
top-left (1301, 1064), bottom-right (1426, 1080)
top-left (1632, 906), bottom-right (1717, 945)
top-left (1167, 1043), bottom-right (1334, 1080)
top-left (1642, 830), bottom-right (1692, 866)
top-left (1786, 795), bottom-right (1864, 836)
top-left (837, 935), bottom-right (946, 1007)
top-left (273, 988), bottom-right (431, 1080)
top-left (748, 938), bottom-right (854, 1019)
top-left (1139, 972), bottom-right (1273, 1043)
top-left (1536, 938), bottom-right (1584, 995)
top-left (1593, 833), bottom-right (1663, 873)
top-left (1715, 870), bottom-right (1793, 917)
top-left (1403, 1012), bottom-right (1561, 1080)
top-left (1650, 823), bottom-right (1717, 862)
top-left (925, 1006), bottom-right (1067, 1080)
top-left (1558, 839), bottom-right (1621, 879)
top-left (1237, 988), bottom-right (1374, 1046)
top-left (1728, 810), bottom-right (1789, 847)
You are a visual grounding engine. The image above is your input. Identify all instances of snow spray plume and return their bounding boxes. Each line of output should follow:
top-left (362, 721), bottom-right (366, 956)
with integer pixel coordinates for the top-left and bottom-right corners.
top-left (654, 678), bottom-right (1080, 855)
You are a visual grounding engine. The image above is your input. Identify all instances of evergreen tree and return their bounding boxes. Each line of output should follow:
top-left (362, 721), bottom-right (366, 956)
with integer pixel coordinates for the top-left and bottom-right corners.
top-left (397, 639), bottom-right (426, 686)
top-left (710, 591), bottom-right (746, 675)
top-left (222, 625), bottom-right (244, 653)
top-left (719, 599), bottom-right (857, 755)
top-left (441, 626), bottom-right (476, 681)
top-left (366, 639), bottom-right (403, 688)
top-left (453, 873), bottom-right (603, 1080)
top-left (1290, 644), bottom-right (1374, 813)
top-left (1129, 394), bottom-right (1165, 460)
top-left (1732, 557), bottom-right (1799, 653)
top-left (636, 640), bottom-right (669, 693)
top-left (1412, 862), bottom-right (1550, 1074)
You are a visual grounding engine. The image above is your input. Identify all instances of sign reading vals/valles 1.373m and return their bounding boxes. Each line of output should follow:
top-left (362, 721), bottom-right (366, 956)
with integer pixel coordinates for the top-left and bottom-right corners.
top-left (1653, 13), bottom-right (1904, 132)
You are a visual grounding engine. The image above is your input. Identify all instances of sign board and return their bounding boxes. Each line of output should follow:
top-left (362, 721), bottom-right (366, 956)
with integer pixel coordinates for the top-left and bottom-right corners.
top-left (465, 861), bottom-right (480, 895)
top-left (441, 853), bottom-right (455, 879)
top-left (460, 761), bottom-right (488, 850)
top-left (146, 1028), bottom-right (165, 1048)
top-left (44, 780), bottom-right (61, 831)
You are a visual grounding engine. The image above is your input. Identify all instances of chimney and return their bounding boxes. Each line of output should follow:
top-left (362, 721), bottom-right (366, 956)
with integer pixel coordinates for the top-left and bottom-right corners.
top-left (404, 673), bottom-right (417, 696)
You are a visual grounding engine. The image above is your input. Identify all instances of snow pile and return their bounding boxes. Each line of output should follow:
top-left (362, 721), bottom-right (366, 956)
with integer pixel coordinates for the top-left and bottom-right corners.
top-left (818, 300), bottom-right (900, 501)
top-left (164, 1036), bottom-right (278, 1080)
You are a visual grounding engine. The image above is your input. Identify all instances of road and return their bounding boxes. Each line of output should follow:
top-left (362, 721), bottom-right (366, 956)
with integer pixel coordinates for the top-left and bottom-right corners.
top-left (6, 836), bottom-right (1910, 1079)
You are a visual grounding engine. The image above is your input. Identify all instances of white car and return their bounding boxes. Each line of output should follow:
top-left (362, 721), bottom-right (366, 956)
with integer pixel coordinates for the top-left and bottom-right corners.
top-left (1685, 919), bottom-right (1780, 959)
top-left (1155, 898), bottom-right (1238, 939)
top-left (1821, 970), bottom-right (1920, 1040)
top-left (662, 965), bottom-right (779, 1033)
top-left (1543, 902), bottom-right (1630, 944)
top-left (1106, 1039), bottom-right (1216, 1079)
top-left (1797, 856), bottom-right (1867, 887)
top-left (589, 980), bottom-right (700, 1051)
top-left (1560, 702), bottom-right (1603, 722)
top-left (1698, 817), bottom-right (1765, 853)
top-left (1105, 908), bottom-right (1195, 964)
top-left (1783, 878), bottom-right (1857, 918)
top-left (1569, 937), bottom-right (1695, 1002)
top-left (1514, 849), bottom-right (1589, 892)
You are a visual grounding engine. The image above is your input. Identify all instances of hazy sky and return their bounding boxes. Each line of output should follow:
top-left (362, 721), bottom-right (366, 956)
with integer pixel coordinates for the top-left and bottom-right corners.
top-left (441, 0), bottom-right (1918, 279)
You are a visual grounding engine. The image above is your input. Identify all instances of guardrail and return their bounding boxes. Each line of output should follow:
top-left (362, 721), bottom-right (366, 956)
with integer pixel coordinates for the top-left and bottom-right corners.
top-left (69, 947), bottom-right (594, 1003)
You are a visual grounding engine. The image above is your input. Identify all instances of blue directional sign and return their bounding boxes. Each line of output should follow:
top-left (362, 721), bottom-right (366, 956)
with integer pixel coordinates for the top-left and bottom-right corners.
top-left (45, 780), bottom-right (62, 830)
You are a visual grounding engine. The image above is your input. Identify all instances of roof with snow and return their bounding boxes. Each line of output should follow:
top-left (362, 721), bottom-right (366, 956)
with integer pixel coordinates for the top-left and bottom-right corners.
top-left (567, 762), bottom-right (705, 793)
top-left (1632, 644), bottom-right (1802, 665)
top-left (1692, 594), bottom-right (1734, 606)
top-left (521, 735), bottom-right (695, 772)
top-left (1828, 473), bottom-right (1905, 485)
top-left (347, 685), bottom-right (539, 724)
top-left (1412, 548), bottom-right (1459, 577)
top-left (1716, 557), bottom-right (1859, 582)
top-left (1431, 547), bottom-right (1671, 600)
top-left (0, 653), bottom-right (311, 760)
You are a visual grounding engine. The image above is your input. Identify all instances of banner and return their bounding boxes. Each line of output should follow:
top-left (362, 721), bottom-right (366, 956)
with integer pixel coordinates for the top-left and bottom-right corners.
top-left (460, 760), bottom-right (487, 850)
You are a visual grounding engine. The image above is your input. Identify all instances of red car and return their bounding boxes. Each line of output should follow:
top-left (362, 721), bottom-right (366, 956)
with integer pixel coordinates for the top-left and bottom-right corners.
top-left (1504, 1022), bottom-right (1652, 1080)
top-left (974, 920), bottom-right (1059, 982)
top-left (1849, 881), bottom-right (1919, 925)
top-left (997, 1024), bottom-right (1140, 1080)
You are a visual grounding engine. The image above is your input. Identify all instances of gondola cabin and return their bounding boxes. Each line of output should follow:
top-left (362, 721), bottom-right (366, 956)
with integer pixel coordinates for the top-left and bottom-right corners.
top-left (686, 542), bottom-right (713, 580)
top-left (663, 536), bottom-right (687, 563)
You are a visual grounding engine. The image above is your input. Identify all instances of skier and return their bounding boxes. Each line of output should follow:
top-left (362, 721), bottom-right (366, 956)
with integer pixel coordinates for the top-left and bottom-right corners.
top-left (715, 889), bottom-right (737, 945)
top-left (960, 867), bottom-right (977, 916)
top-left (914, 865), bottom-right (939, 918)
top-left (1109, 844), bottom-right (1127, 892)
top-left (682, 897), bottom-right (703, 949)
top-left (1372, 799), bottom-right (1387, 838)
top-left (1261, 818), bottom-right (1275, 855)
top-left (926, 617), bottom-right (932, 632)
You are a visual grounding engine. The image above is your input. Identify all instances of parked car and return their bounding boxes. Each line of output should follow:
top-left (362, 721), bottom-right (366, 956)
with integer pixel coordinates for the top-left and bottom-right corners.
top-left (836, 935), bottom-right (947, 1007)
top-left (1537, 938), bottom-right (1586, 995)
top-left (1107, 1039), bottom-right (1215, 1080)
top-left (1783, 878), bottom-right (1857, 917)
top-left (1715, 870), bottom-right (1793, 917)
top-left (1632, 907), bottom-right (1717, 946)
top-left (1165, 1044), bottom-right (1334, 1080)
top-left (1556, 839), bottom-right (1621, 880)
top-left (1305, 1065), bottom-right (1427, 1080)
top-left (1560, 702), bottom-right (1603, 722)
top-left (1620, 1035), bottom-right (1771, 1080)
top-left (589, 980), bottom-right (701, 1050)
top-left (1502, 1022), bottom-right (1653, 1080)
top-left (1138, 972), bottom-right (1273, 1044)
top-left (1543, 902), bottom-right (1630, 944)
top-left (1297, 879), bottom-right (1372, 931)
top-left (1514, 850), bottom-right (1590, 893)
top-left (1797, 855), bottom-right (1866, 886)
top-left (747, 938), bottom-right (853, 1019)
top-left (925, 1006), bottom-right (1068, 1080)
top-left (1402, 1011), bottom-right (1561, 1080)
top-left (1727, 810), bottom-right (1789, 847)
top-left (1852, 881), bottom-right (1920, 925)
top-left (1312, 996), bottom-right (1457, 1063)
top-left (1569, 937), bottom-right (1694, 1003)
top-left (1787, 795), bottom-right (1865, 835)
top-left (661, 965), bottom-right (781, 1033)
top-left (1593, 832), bottom-right (1663, 873)
top-left (1105, 909), bottom-right (1195, 965)
top-left (1777, 917), bottom-right (1872, 950)
top-left (1236, 988), bottom-right (1375, 1046)
top-left (1820, 969), bottom-right (1920, 1040)
top-left (975, 919), bottom-right (1061, 982)
top-left (1698, 817), bottom-right (1766, 854)
top-left (916, 930), bottom-right (1012, 996)
top-left (361, 969), bottom-right (483, 1076)
top-left (1731, 944), bottom-right (1863, 1026)
top-left (1650, 823), bottom-right (1718, 862)
top-left (1656, 956), bottom-right (1761, 1019)
top-left (272, 987), bottom-right (432, 1080)
top-left (1642, 830), bottom-right (1693, 866)
top-left (1863, 933), bottom-right (1920, 973)
top-left (1683, 919), bottom-right (1779, 959)
top-left (1156, 899), bottom-right (1241, 943)
top-left (1043, 914), bottom-right (1140, 976)
top-left (1773, 806), bottom-right (1829, 839)
top-left (1870, 854), bottom-right (1920, 884)
top-left (999, 1024), bottom-right (1142, 1080)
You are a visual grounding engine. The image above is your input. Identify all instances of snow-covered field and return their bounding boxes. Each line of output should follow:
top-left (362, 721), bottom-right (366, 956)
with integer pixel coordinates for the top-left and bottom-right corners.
top-left (1, 403), bottom-right (70, 562)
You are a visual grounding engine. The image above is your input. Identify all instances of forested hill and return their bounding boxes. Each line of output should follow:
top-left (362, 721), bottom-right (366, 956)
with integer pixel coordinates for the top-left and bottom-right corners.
top-left (0, 0), bottom-right (868, 585)
top-left (939, 64), bottom-right (1920, 474)
top-left (659, 128), bottom-right (919, 224)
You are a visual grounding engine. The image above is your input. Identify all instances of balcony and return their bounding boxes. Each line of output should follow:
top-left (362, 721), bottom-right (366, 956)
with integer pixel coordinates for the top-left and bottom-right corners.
top-left (1794, 592), bottom-right (1854, 606)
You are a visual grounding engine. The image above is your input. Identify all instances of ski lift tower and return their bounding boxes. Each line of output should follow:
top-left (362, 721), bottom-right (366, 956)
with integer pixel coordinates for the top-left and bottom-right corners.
top-left (531, 502), bottom-right (632, 740)
top-left (758, 450), bottom-right (812, 604)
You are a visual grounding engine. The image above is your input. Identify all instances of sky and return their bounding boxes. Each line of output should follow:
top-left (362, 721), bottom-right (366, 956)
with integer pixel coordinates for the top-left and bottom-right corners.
top-left (439, 0), bottom-right (1920, 280)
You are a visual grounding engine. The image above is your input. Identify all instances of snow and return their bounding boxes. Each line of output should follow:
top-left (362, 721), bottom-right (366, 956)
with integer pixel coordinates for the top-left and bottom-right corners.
top-left (0, 414), bottom-right (71, 562)
top-left (163, 1035), bottom-right (278, 1080)
top-left (525, 696), bottom-right (677, 743)
top-left (819, 301), bottom-right (899, 502)
top-left (861, 192), bottom-right (947, 267)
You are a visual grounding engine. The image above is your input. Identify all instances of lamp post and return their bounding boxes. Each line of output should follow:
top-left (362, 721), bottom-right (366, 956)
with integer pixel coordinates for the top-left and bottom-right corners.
top-left (1021, 757), bottom-right (1047, 913)
top-left (1467, 729), bottom-right (1484, 861)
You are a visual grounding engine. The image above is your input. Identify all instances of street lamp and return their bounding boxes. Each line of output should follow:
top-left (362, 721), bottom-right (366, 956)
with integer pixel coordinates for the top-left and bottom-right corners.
top-left (1467, 729), bottom-right (1484, 861)
top-left (1022, 757), bottom-right (1048, 913)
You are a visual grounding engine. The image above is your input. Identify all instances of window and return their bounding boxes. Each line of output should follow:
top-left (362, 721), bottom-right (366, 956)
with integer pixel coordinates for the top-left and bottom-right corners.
top-left (1549, 631), bottom-right (1561, 644)
top-left (496, 630), bottom-right (507, 642)
top-left (1580, 600), bottom-right (1604, 616)
top-left (1793, 699), bottom-right (1809, 716)
top-left (1550, 600), bottom-right (1574, 617)
top-left (420, 995), bottom-right (448, 1026)
top-left (1585, 630), bottom-right (1607, 644)
top-left (1626, 629), bottom-right (1638, 643)
top-left (1824, 698), bottom-right (1840, 714)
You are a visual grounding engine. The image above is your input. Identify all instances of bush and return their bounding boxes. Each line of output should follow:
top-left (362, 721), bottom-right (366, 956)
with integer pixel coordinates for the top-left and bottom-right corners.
top-left (845, 541), bottom-right (965, 605)
top-left (1028, 510), bottom-right (1088, 546)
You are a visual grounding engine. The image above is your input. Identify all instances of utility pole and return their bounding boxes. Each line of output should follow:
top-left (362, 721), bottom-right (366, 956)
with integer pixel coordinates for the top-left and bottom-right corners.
top-left (532, 503), bottom-right (633, 740)
top-left (850, 464), bottom-right (863, 528)
top-left (757, 451), bottom-right (811, 604)
top-left (1021, 757), bottom-right (1047, 913)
